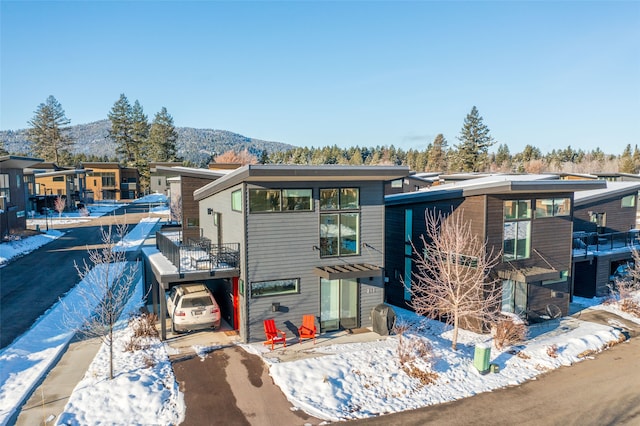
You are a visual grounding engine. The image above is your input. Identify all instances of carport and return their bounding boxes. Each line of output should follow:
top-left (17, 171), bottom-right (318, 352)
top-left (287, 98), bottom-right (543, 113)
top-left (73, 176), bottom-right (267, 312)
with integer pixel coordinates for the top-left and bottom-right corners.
top-left (142, 246), bottom-right (240, 340)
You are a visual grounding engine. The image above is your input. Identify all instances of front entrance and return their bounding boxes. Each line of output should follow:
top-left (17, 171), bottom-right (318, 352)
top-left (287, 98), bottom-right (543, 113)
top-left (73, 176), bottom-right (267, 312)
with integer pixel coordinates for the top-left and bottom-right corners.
top-left (320, 278), bottom-right (359, 332)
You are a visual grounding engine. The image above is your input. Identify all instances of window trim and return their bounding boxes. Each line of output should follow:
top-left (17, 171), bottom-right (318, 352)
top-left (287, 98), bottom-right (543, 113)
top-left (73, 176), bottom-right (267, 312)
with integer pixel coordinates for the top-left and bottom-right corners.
top-left (621, 194), bottom-right (636, 208)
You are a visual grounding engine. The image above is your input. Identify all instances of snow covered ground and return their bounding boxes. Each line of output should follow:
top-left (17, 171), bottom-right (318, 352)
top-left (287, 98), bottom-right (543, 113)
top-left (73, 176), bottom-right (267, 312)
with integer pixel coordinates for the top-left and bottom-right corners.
top-left (2, 209), bottom-right (639, 424)
top-left (26, 202), bottom-right (124, 227)
top-left (247, 299), bottom-right (639, 422)
top-left (0, 230), bottom-right (63, 266)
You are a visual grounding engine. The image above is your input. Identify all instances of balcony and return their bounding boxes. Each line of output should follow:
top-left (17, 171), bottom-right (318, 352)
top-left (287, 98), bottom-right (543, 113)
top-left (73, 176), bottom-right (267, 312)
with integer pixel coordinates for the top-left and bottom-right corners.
top-left (155, 231), bottom-right (240, 274)
top-left (573, 230), bottom-right (640, 257)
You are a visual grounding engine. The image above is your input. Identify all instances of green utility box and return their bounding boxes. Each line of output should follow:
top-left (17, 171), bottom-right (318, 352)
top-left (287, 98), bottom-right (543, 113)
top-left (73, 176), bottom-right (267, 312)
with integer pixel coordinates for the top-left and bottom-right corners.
top-left (473, 342), bottom-right (491, 375)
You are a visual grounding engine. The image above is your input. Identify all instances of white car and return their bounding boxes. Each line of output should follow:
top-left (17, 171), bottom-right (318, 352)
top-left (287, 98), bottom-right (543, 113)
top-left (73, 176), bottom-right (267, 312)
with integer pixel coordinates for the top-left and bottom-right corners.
top-left (166, 283), bottom-right (221, 333)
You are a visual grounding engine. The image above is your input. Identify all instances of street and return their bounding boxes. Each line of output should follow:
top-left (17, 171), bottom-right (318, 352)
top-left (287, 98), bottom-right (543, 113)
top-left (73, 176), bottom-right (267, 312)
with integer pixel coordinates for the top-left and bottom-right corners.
top-left (0, 204), bottom-right (151, 349)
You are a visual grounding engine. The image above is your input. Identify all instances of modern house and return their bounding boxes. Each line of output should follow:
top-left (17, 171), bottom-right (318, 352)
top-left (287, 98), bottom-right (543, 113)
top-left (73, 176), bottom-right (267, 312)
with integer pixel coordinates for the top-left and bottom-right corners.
top-left (384, 174), bottom-right (606, 323)
top-left (81, 162), bottom-right (140, 201)
top-left (32, 168), bottom-right (91, 211)
top-left (0, 155), bottom-right (44, 239)
top-left (186, 164), bottom-right (410, 343)
top-left (572, 181), bottom-right (640, 297)
top-left (154, 166), bottom-right (231, 242)
top-left (149, 162), bottom-right (183, 196)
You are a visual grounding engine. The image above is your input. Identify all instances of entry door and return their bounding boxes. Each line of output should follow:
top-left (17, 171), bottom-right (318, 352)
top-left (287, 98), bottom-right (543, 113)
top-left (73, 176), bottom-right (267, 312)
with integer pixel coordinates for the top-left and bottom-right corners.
top-left (320, 278), bottom-right (359, 332)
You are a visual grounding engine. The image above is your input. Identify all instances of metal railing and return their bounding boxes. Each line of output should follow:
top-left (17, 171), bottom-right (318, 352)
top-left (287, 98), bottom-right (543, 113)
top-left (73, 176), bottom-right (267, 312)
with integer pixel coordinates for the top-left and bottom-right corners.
top-left (572, 230), bottom-right (640, 256)
top-left (156, 231), bottom-right (239, 273)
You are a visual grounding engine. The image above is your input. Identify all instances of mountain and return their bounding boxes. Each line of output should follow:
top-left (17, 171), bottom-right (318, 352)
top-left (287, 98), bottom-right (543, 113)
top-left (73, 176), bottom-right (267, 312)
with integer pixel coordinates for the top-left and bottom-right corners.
top-left (0, 120), bottom-right (295, 166)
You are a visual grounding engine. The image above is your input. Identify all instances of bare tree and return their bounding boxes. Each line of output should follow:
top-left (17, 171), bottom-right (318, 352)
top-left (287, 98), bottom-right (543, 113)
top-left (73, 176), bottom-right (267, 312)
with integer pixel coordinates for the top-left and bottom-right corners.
top-left (54, 196), bottom-right (65, 217)
top-left (65, 222), bottom-right (139, 379)
top-left (408, 209), bottom-right (502, 350)
top-left (169, 193), bottom-right (182, 224)
top-left (213, 148), bottom-right (257, 165)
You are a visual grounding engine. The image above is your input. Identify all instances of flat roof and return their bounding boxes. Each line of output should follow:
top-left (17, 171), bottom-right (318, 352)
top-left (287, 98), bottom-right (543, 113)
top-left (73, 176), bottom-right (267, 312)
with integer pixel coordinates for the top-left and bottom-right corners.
top-left (573, 181), bottom-right (640, 206)
top-left (194, 164), bottom-right (410, 201)
top-left (155, 165), bottom-right (230, 180)
top-left (385, 174), bottom-right (607, 206)
top-left (0, 155), bottom-right (44, 170)
top-left (33, 169), bottom-right (92, 178)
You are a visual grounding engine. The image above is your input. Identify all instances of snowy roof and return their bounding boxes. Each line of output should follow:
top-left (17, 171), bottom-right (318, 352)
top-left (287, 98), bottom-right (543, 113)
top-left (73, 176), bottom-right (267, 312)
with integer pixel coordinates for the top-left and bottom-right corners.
top-left (573, 181), bottom-right (640, 206)
top-left (155, 165), bottom-right (231, 180)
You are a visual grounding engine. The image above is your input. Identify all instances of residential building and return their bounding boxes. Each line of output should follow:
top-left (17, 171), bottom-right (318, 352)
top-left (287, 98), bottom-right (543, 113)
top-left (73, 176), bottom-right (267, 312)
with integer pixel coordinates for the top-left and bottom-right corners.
top-left (177, 164), bottom-right (409, 343)
top-left (0, 155), bottom-right (44, 238)
top-left (385, 174), bottom-right (605, 324)
top-left (81, 162), bottom-right (140, 201)
top-left (149, 162), bottom-right (183, 196)
top-left (572, 181), bottom-right (640, 297)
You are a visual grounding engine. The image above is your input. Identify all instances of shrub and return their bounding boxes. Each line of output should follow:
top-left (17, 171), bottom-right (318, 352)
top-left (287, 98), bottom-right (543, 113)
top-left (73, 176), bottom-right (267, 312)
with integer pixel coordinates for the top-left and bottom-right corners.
top-left (492, 314), bottom-right (527, 350)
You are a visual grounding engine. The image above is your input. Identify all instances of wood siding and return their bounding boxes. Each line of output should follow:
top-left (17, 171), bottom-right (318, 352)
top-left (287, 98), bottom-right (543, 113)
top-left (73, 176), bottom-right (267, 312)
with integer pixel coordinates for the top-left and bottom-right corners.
top-left (574, 194), bottom-right (638, 233)
top-left (181, 176), bottom-right (215, 242)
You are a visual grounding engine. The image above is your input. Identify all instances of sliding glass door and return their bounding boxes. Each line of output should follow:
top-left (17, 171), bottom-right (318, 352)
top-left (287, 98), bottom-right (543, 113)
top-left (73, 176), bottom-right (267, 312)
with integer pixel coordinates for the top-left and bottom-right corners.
top-left (320, 278), bottom-right (359, 332)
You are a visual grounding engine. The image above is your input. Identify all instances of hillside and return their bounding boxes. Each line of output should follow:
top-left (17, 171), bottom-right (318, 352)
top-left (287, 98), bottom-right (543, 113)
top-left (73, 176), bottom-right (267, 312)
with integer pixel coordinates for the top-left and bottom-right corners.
top-left (0, 120), bottom-right (295, 165)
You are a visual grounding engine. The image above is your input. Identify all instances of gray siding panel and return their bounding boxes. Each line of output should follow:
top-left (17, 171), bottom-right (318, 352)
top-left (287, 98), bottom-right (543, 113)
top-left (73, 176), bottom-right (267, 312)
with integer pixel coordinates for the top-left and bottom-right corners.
top-left (245, 181), bottom-right (387, 342)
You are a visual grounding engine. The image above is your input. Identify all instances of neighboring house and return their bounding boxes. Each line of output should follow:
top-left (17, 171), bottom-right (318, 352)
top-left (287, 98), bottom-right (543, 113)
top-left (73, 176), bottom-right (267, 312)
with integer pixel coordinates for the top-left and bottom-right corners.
top-left (32, 168), bottom-right (91, 211)
top-left (149, 162), bottom-right (183, 196)
top-left (384, 173), bottom-right (434, 195)
top-left (385, 174), bottom-right (605, 324)
top-left (81, 162), bottom-right (140, 201)
top-left (0, 155), bottom-right (44, 238)
top-left (572, 181), bottom-right (640, 298)
top-left (155, 166), bottom-right (230, 242)
top-left (187, 164), bottom-right (409, 343)
top-left (592, 172), bottom-right (640, 182)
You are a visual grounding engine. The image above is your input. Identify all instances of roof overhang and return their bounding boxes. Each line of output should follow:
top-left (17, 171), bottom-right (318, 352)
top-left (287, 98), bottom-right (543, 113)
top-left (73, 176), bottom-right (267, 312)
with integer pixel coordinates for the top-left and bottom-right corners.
top-left (33, 169), bottom-right (92, 178)
top-left (498, 266), bottom-right (560, 283)
top-left (195, 165), bottom-right (410, 201)
top-left (574, 182), bottom-right (640, 206)
top-left (0, 155), bottom-right (44, 170)
top-left (386, 179), bottom-right (607, 206)
top-left (156, 165), bottom-right (228, 180)
top-left (313, 263), bottom-right (382, 280)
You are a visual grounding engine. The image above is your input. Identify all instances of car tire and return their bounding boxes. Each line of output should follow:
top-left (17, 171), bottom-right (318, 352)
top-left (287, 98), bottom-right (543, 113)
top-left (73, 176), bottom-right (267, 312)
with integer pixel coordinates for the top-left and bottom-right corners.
top-left (172, 321), bottom-right (180, 334)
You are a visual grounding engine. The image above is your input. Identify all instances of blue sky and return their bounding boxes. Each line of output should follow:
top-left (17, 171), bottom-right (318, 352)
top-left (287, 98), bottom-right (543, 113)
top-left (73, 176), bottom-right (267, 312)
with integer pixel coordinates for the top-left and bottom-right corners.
top-left (1, 1), bottom-right (638, 155)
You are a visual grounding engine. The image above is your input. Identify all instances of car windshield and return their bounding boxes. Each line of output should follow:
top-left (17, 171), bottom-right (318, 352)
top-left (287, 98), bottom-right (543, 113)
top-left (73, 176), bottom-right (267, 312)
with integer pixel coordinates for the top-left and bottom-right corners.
top-left (181, 296), bottom-right (212, 308)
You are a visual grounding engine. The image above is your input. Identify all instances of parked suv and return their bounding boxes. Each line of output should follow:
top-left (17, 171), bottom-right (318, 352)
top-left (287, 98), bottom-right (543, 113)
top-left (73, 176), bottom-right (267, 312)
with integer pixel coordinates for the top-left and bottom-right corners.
top-left (167, 283), bottom-right (221, 333)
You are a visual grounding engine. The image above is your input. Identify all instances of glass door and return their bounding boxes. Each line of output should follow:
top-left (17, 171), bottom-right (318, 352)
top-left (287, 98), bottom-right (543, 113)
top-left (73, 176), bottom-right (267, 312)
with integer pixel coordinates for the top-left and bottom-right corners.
top-left (320, 278), bottom-right (359, 332)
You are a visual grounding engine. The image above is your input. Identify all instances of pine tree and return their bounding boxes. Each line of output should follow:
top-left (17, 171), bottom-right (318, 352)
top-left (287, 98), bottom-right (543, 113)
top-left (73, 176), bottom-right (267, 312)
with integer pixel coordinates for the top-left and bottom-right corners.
top-left (619, 144), bottom-right (636, 173)
top-left (455, 106), bottom-right (496, 172)
top-left (427, 134), bottom-right (448, 172)
top-left (130, 100), bottom-right (149, 163)
top-left (108, 94), bottom-right (134, 164)
top-left (27, 96), bottom-right (74, 165)
top-left (495, 144), bottom-right (511, 169)
top-left (148, 107), bottom-right (178, 162)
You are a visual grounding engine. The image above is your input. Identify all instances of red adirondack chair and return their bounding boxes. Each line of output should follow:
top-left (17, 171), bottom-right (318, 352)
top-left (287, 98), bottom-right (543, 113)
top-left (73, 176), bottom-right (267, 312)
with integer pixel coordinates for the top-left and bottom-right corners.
top-left (298, 315), bottom-right (317, 344)
top-left (263, 319), bottom-right (286, 350)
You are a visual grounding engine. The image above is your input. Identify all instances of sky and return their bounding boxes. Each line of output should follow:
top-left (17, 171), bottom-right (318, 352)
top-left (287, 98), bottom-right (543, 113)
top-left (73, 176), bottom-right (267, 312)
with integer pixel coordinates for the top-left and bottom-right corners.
top-left (1, 1), bottom-right (639, 155)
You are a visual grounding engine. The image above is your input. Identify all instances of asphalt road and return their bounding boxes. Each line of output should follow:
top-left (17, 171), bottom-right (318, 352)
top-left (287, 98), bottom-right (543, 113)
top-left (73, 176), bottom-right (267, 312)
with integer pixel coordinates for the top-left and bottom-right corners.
top-left (0, 204), bottom-right (151, 349)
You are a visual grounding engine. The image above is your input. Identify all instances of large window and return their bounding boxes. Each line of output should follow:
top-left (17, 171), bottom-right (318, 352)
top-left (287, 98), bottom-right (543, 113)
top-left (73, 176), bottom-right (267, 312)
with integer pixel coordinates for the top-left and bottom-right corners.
top-left (251, 278), bottom-right (299, 298)
top-left (622, 194), bottom-right (636, 208)
top-left (503, 200), bottom-right (531, 261)
top-left (320, 188), bottom-right (360, 257)
top-left (231, 190), bottom-right (242, 212)
top-left (535, 198), bottom-right (570, 218)
top-left (249, 188), bottom-right (312, 213)
top-left (0, 174), bottom-right (9, 202)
